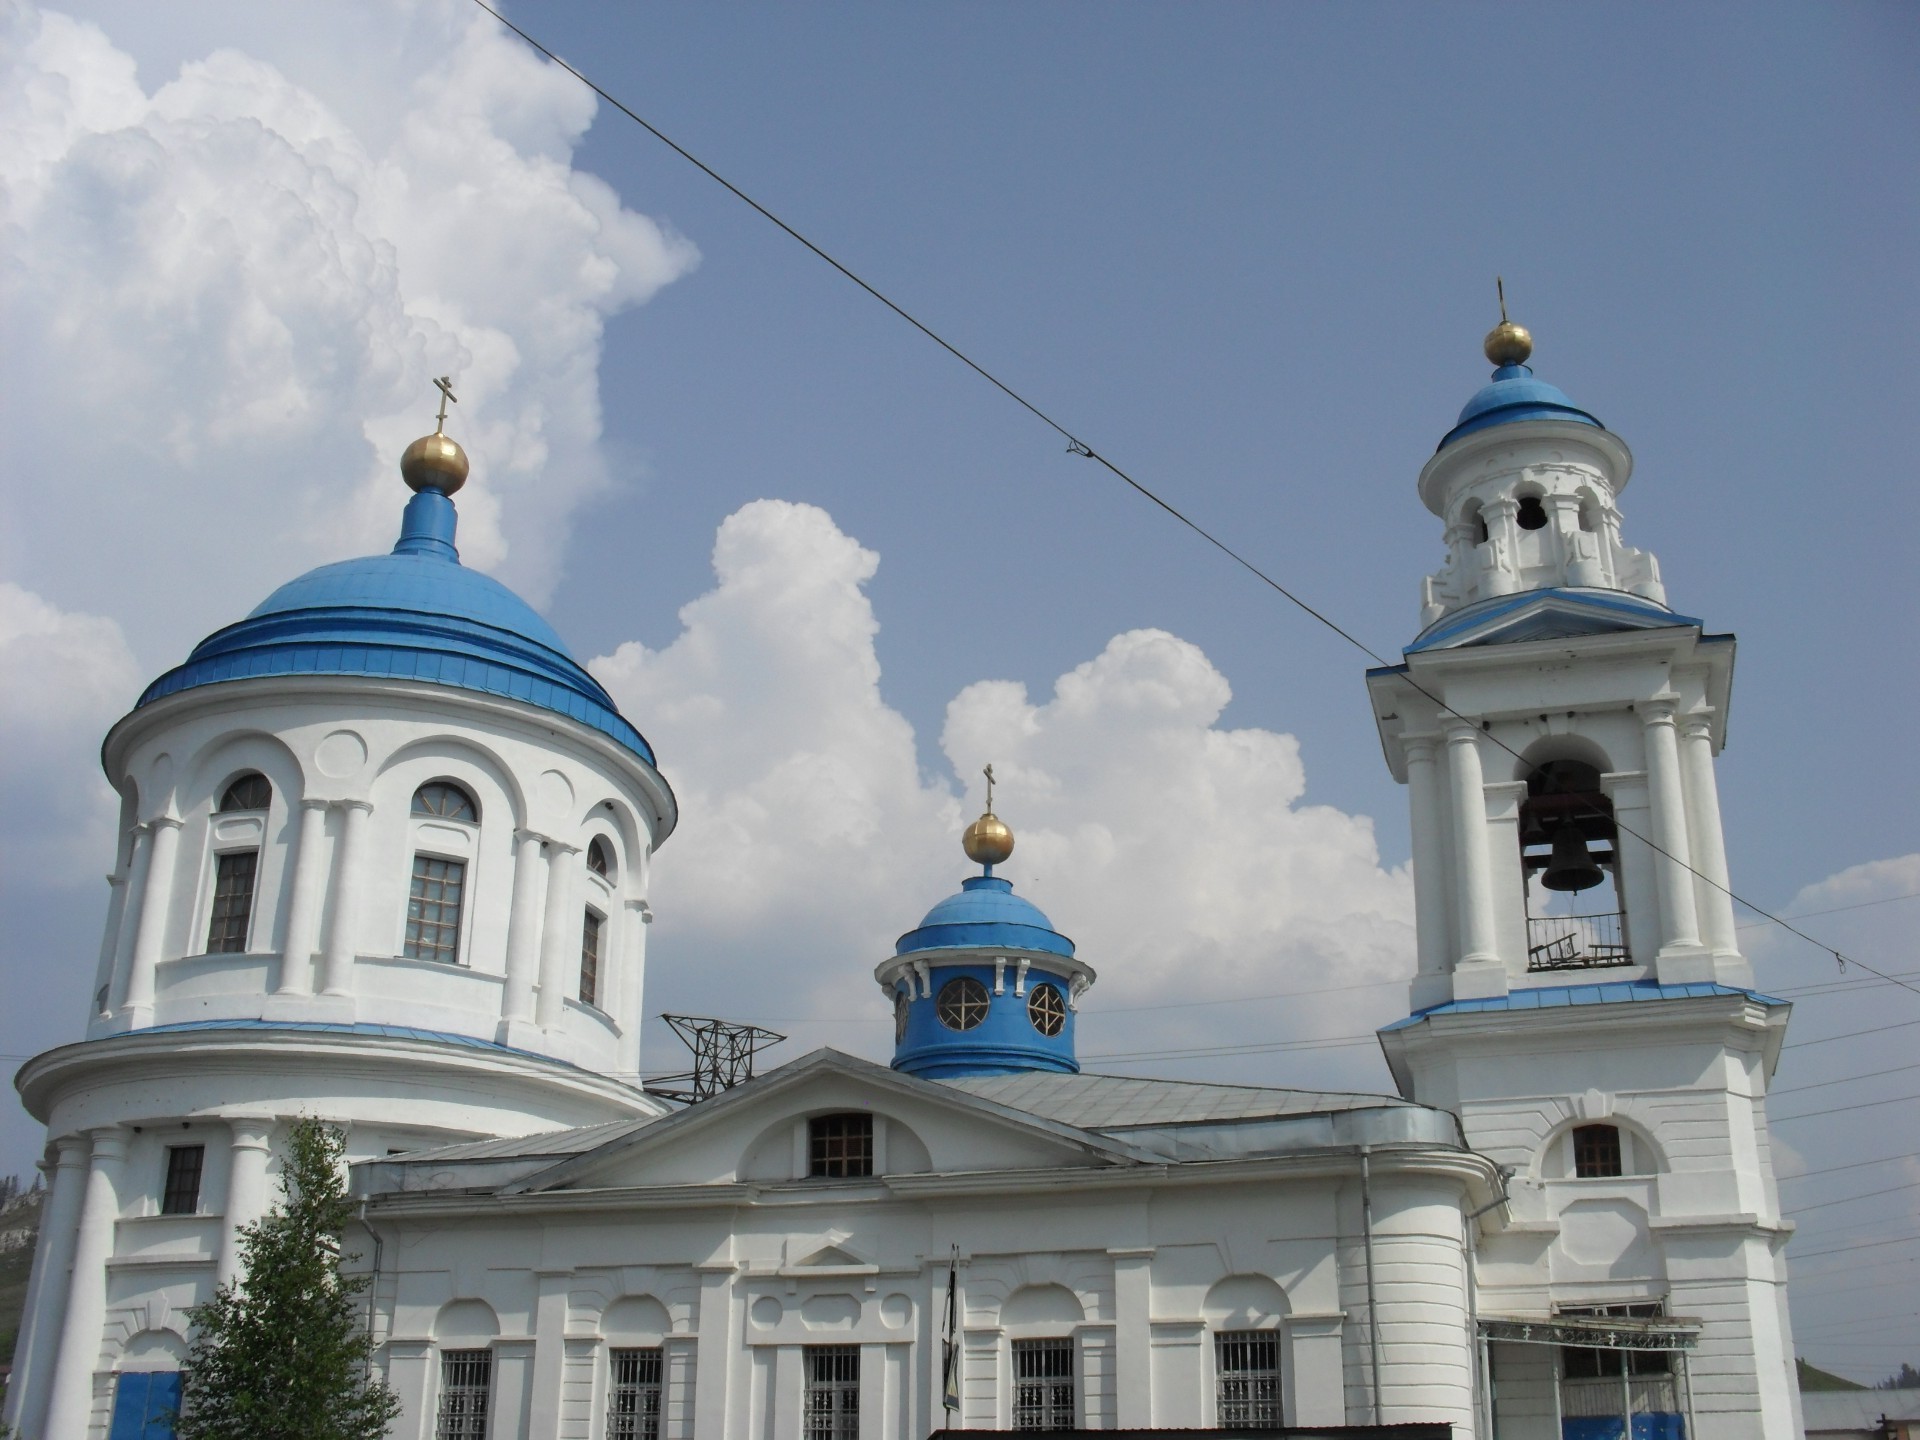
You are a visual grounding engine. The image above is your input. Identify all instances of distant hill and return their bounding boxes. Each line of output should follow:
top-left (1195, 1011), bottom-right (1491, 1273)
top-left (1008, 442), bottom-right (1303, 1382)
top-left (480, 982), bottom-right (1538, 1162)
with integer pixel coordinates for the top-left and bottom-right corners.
top-left (1800, 1357), bottom-right (1869, 1392)
top-left (0, 1187), bottom-right (43, 1368)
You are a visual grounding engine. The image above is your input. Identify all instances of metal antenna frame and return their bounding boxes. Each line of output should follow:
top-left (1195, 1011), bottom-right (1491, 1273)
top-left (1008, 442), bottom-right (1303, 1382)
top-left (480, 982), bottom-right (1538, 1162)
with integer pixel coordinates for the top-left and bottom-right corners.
top-left (646, 1014), bottom-right (786, 1104)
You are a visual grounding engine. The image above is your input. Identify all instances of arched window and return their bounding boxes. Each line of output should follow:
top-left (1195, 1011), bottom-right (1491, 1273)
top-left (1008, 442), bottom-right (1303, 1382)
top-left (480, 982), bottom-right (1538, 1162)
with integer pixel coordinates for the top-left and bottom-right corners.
top-left (1572, 1123), bottom-right (1624, 1178)
top-left (218, 773), bottom-right (271, 812)
top-left (586, 836), bottom-right (614, 880)
top-left (936, 977), bottom-right (989, 1031)
top-left (1460, 499), bottom-right (1490, 546)
top-left (1515, 494), bottom-right (1550, 531)
top-left (411, 782), bottom-right (477, 822)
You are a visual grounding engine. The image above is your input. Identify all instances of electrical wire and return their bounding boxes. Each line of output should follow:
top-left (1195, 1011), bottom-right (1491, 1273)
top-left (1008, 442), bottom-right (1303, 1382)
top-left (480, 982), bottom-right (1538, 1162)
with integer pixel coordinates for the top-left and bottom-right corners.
top-left (1785, 1018), bottom-right (1920, 1050)
top-left (1771, 1060), bottom-right (1920, 1098)
top-left (1779, 1150), bottom-right (1920, 1183)
top-left (1786, 1179), bottom-right (1920, 1216)
top-left (1792, 1233), bottom-right (1920, 1262)
top-left (469, 0), bottom-right (1906, 998)
top-left (1772, 1091), bottom-right (1920, 1124)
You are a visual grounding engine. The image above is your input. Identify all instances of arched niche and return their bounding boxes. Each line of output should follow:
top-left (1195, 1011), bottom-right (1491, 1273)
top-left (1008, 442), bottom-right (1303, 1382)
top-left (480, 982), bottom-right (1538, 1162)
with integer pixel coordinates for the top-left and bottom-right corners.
top-left (1201, 1274), bottom-right (1289, 1330)
top-left (1510, 732), bottom-right (1615, 785)
top-left (118, 1327), bottom-right (188, 1368)
top-left (1535, 1113), bottom-right (1667, 1182)
top-left (433, 1297), bottom-right (500, 1345)
top-left (184, 730), bottom-right (306, 820)
top-left (602, 1294), bottom-right (671, 1342)
top-left (1001, 1282), bottom-right (1083, 1331)
top-left (376, 735), bottom-right (528, 833)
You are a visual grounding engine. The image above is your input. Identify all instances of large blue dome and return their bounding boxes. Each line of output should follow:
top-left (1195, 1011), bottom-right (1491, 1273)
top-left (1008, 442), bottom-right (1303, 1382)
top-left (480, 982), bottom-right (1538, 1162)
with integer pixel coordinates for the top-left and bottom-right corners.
top-left (895, 875), bottom-right (1075, 958)
top-left (135, 489), bottom-right (657, 765)
top-left (1438, 363), bottom-right (1604, 450)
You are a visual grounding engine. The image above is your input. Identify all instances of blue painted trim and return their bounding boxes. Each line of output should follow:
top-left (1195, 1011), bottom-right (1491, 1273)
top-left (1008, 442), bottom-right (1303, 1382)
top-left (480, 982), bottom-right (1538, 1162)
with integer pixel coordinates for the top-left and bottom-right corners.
top-left (1380, 979), bottom-right (1787, 1032)
top-left (1407, 588), bottom-right (1698, 654)
top-left (891, 961), bottom-right (1079, 1077)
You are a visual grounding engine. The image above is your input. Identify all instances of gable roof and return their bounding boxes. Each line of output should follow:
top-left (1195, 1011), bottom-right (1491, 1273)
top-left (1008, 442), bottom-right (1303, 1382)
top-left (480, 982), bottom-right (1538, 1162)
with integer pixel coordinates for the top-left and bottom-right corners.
top-left (1406, 588), bottom-right (1700, 653)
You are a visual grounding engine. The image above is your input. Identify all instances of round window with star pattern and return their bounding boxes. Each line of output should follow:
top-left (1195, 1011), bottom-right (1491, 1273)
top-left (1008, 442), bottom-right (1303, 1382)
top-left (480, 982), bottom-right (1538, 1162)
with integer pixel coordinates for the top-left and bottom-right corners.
top-left (936, 976), bottom-right (990, 1031)
top-left (894, 988), bottom-right (910, 1043)
top-left (1027, 982), bottom-right (1066, 1037)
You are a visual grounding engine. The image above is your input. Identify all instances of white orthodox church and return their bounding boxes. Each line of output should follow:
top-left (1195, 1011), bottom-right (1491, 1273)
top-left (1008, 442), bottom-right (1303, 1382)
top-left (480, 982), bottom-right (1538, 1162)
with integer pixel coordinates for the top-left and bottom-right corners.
top-left (4, 317), bottom-right (1802, 1440)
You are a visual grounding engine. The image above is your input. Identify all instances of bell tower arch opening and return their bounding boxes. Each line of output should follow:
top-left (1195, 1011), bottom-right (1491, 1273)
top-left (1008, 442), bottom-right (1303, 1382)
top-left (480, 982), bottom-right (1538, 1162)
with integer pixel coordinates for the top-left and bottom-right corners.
top-left (1517, 752), bottom-right (1630, 975)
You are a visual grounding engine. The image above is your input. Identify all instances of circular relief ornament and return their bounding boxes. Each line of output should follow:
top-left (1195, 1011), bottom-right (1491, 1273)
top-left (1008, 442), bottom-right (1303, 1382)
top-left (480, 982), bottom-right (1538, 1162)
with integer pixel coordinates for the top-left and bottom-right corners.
top-left (894, 988), bottom-right (910, 1044)
top-left (936, 976), bottom-right (990, 1031)
top-left (1028, 982), bottom-right (1067, 1037)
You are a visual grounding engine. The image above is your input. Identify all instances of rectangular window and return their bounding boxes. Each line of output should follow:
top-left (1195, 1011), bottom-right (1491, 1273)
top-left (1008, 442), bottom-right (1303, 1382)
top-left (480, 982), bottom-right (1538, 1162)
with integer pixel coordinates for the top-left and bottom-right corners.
top-left (436, 1349), bottom-right (492, 1440)
top-left (110, 1370), bottom-right (182, 1440)
top-left (1012, 1337), bottom-right (1075, 1431)
top-left (205, 849), bottom-right (259, 953)
top-left (405, 854), bottom-right (467, 964)
top-left (161, 1145), bottom-right (204, 1215)
top-left (580, 908), bottom-right (603, 1008)
top-left (803, 1346), bottom-right (859, 1440)
top-left (1573, 1123), bottom-right (1623, 1178)
top-left (1215, 1330), bottom-right (1282, 1429)
top-left (808, 1113), bottom-right (874, 1178)
top-left (607, 1347), bottom-right (663, 1440)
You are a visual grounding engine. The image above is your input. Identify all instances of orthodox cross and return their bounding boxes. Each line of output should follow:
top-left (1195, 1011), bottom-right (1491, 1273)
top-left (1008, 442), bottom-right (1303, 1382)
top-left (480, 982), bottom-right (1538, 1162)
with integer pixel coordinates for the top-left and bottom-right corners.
top-left (983, 763), bottom-right (996, 813)
top-left (1496, 276), bottom-right (1509, 325)
top-left (433, 375), bottom-right (458, 433)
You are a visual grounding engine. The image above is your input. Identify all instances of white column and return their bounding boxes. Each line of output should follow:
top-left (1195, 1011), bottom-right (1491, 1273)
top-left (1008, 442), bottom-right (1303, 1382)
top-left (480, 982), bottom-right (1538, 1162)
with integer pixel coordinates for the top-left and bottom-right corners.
top-left (43, 1128), bottom-right (128, 1440)
top-left (106, 827), bottom-right (153, 1015)
top-left (1444, 721), bottom-right (1500, 970)
top-left (1110, 1249), bottom-right (1153, 1425)
top-left (618, 897), bottom-right (649, 1081)
top-left (276, 799), bottom-right (330, 995)
top-left (525, 1270), bottom-right (571, 1440)
top-left (1482, 497), bottom-right (1521, 596)
top-left (534, 842), bottom-right (580, 1030)
top-left (90, 869), bottom-right (130, 1018)
top-left (218, 1119), bottom-right (276, 1287)
top-left (4, 1137), bottom-right (90, 1436)
top-left (1641, 702), bottom-right (1703, 956)
top-left (1404, 735), bottom-right (1450, 980)
top-left (320, 800), bottom-right (372, 996)
top-left (122, 816), bottom-right (183, 1021)
top-left (1680, 715), bottom-right (1740, 957)
top-left (501, 830), bottom-right (548, 1025)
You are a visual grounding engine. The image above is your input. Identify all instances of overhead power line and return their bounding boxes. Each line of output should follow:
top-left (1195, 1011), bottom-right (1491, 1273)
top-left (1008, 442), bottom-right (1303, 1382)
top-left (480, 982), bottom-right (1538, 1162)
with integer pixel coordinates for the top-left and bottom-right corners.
top-left (473, 1), bottom-right (1910, 1000)
top-left (1785, 1178), bottom-right (1920, 1216)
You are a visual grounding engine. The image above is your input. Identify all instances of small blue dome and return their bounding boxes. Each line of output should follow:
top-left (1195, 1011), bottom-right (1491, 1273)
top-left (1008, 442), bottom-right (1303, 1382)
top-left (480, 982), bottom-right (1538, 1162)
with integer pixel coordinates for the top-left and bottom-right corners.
top-left (135, 489), bottom-right (658, 766)
top-left (895, 876), bottom-right (1075, 959)
top-left (1438, 363), bottom-right (1604, 450)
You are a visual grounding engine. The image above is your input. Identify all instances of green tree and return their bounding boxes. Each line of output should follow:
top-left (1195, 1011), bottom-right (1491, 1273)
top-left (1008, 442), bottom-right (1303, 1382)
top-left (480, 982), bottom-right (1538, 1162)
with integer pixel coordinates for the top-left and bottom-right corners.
top-left (177, 1119), bottom-right (398, 1440)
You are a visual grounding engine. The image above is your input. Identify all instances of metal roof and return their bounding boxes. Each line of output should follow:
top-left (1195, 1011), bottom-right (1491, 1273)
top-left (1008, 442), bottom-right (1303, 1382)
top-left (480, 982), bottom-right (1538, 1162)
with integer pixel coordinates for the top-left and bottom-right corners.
top-left (940, 1071), bottom-right (1413, 1129)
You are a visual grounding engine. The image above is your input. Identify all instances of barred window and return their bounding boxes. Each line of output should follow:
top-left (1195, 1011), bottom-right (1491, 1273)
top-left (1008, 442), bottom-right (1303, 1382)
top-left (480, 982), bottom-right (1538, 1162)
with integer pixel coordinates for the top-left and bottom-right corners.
top-left (206, 850), bottom-right (259, 953)
top-left (1027, 982), bottom-right (1066, 1037)
top-left (412, 782), bottom-right (478, 822)
top-left (436, 1349), bottom-right (491, 1440)
top-left (405, 855), bottom-right (467, 963)
top-left (809, 1113), bottom-right (873, 1178)
top-left (161, 1145), bottom-right (204, 1215)
top-left (607, 1347), bottom-right (663, 1440)
top-left (804, 1346), bottom-right (859, 1440)
top-left (1216, 1331), bottom-right (1282, 1429)
top-left (587, 835), bottom-right (614, 879)
top-left (1012, 1337), bottom-right (1075, 1431)
top-left (580, 909), bottom-right (603, 1008)
top-left (218, 772), bottom-right (271, 812)
top-left (1573, 1123), bottom-right (1623, 1179)
top-left (936, 976), bottom-right (989, 1031)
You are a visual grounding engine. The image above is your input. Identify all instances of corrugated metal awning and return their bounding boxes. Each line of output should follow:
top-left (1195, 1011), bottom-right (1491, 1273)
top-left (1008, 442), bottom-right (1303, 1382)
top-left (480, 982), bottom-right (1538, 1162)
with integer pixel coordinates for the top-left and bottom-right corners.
top-left (1478, 1315), bottom-right (1701, 1350)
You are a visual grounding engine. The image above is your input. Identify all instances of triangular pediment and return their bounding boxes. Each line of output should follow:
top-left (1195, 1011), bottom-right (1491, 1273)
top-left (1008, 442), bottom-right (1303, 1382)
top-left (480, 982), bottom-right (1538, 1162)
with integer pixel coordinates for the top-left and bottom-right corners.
top-left (502, 1050), bottom-right (1152, 1196)
top-left (1409, 589), bottom-right (1700, 653)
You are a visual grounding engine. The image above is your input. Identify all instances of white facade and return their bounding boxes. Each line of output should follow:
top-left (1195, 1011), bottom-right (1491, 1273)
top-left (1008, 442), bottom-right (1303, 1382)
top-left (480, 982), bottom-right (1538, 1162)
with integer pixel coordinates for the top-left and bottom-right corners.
top-left (6, 335), bottom-right (1804, 1440)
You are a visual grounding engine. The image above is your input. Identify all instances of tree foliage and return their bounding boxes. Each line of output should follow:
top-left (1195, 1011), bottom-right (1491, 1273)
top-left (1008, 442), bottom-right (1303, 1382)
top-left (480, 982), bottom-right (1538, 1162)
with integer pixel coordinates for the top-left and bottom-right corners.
top-left (178, 1119), bottom-right (398, 1440)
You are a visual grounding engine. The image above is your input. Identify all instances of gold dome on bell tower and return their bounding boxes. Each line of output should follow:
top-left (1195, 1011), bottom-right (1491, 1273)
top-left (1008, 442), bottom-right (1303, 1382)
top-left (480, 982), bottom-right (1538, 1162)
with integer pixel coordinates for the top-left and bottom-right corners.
top-left (400, 375), bottom-right (470, 494)
top-left (961, 763), bottom-right (1015, 867)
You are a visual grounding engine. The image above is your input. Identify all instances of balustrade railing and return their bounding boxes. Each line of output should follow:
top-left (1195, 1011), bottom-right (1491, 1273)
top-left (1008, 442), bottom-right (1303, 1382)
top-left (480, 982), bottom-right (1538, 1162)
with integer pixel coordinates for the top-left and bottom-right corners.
top-left (1527, 911), bottom-right (1631, 971)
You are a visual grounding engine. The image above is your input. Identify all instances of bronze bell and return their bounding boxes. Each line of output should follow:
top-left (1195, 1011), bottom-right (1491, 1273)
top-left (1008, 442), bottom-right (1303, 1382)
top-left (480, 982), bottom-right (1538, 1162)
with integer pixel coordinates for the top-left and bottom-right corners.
top-left (1541, 825), bottom-right (1604, 893)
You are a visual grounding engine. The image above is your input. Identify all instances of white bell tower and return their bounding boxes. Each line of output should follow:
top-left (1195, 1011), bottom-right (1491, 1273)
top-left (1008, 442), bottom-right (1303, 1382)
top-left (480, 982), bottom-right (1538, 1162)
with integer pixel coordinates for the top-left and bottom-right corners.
top-left (1372, 311), bottom-right (1801, 1440)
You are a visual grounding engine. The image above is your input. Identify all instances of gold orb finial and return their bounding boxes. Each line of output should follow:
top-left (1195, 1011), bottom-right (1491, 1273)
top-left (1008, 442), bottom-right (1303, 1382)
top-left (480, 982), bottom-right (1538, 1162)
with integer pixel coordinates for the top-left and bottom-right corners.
top-left (1483, 276), bottom-right (1532, 366)
top-left (401, 375), bottom-right (470, 494)
top-left (962, 762), bottom-right (1015, 866)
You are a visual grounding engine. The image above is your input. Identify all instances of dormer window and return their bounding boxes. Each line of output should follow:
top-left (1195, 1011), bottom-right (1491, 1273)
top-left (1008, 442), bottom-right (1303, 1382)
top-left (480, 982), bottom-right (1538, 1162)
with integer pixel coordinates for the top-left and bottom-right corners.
top-left (218, 772), bottom-right (271, 812)
top-left (1573, 1123), bottom-right (1623, 1179)
top-left (586, 836), bottom-right (614, 880)
top-left (808, 1113), bottom-right (873, 1178)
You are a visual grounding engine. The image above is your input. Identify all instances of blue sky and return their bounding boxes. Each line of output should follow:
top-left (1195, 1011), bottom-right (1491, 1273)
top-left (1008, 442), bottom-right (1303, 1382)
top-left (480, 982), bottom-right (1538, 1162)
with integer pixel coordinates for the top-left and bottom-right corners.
top-left (2, 0), bottom-right (1915, 1382)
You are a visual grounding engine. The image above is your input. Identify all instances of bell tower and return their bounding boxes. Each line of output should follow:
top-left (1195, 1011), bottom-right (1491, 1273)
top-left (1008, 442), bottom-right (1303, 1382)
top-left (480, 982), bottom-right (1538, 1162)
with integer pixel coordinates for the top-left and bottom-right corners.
top-left (1372, 309), bottom-right (1801, 1440)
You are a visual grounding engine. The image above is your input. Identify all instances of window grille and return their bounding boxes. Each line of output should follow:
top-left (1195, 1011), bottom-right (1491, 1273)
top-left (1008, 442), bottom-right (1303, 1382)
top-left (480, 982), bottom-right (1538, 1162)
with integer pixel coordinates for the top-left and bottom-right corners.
top-left (1012, 1337), bottom-right (1075, 1430)
top-left (405, 855), bottom-right (467, 963)
top-left (804, 1346), bottom-right (859, 1440)
top-left (161, 1145), bottom-right (204, 1215)
top-left (217, 772), bottom-right (272, 812)
top-left (1558, 1304), bottom-right (1678, 1425)
top-left (936, 976), bottom-right (990, 1031)
top-left (580, 909), bottom-right (603, 1008)
top-left (436, 1349), bottom-right (492, 1440)
top-left (607, 1347), bottom-right (663, 1440)
top-left (809, 1113), bottom-right (874, 1178)
top-left (587, 836), bottom-right (614, 878)
top-left (206, 850), bottom-right (258, 953)
top-left (1573, 1123), bottom-right (1623, 1178)
top-left (1215, 1331), bottom-right (1282, 1428)
top-left (412, 782), bottom-right (478, 822)
top-left (1027, 982), bottom-right (1066, 1037)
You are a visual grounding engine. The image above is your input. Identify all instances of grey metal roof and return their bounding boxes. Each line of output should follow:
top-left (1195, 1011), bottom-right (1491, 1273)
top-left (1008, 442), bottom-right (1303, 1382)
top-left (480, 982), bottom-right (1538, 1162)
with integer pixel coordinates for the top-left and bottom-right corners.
top-left (1802, 1389), bottom-right (1920, 1431)
top-left (940, 1071), bottom-right (1411, 1130)
top-left (386, 1116), bottom-right (660, 1163)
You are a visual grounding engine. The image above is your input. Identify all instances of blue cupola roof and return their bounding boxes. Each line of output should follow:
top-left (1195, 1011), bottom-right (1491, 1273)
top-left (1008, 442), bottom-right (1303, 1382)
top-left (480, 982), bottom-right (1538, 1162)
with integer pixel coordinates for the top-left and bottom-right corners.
top-left (1438, 362), bottom-right (1604, 451)
top-left (894, 875), bottom-right (1076, 959)
top-left (134, 482), bottom-right (658, 766)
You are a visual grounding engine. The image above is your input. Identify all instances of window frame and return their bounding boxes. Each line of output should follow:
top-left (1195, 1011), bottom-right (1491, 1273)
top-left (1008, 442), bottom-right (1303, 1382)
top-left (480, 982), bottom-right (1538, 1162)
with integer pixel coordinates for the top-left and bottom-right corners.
top-left (1214, 1329), bottom-right (1283, 1430)
top-left (412, 781), bottom-right (480, 823)
top-left (580, 906), bottom-right (604, 1009)
top-left (204, 847), bottom-right (260, 954)
top-left (1011, 1336), bottom-right (1075, 1431)
top-left (435, 1348), bottom-right (493, 1440)
top-left (1572, 1123), bottom-right (1625, 1179)
top-left (404, 852), bottom-right (470, 965)
top-left (1027, 982), bottom-right (1066, 1037)
top-left (160, 1144), bottom-right (205, 1216)
top-left (216, 771), bottom-right (272, 813)
top-left (936, 975), bottom-right (990, 1032)
top-left (586, 834), bottom-right (616, 881)
top-left (607, 1346), bottom-right (663, 1440)
top-left (808, 1113), bottom-right (875, 1179)
top-left (803, 1345), bottom-right (860, 1440)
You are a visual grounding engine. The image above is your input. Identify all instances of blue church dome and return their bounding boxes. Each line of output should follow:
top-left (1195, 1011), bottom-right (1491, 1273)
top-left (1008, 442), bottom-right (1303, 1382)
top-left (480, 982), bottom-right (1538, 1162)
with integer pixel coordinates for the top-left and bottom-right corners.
top-left (135, 487), bottom-right (658, 765)
top-left (894, 875), bottom-right (1076, 959)
top-left (1438, 363), bottom-right (1604, 451)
